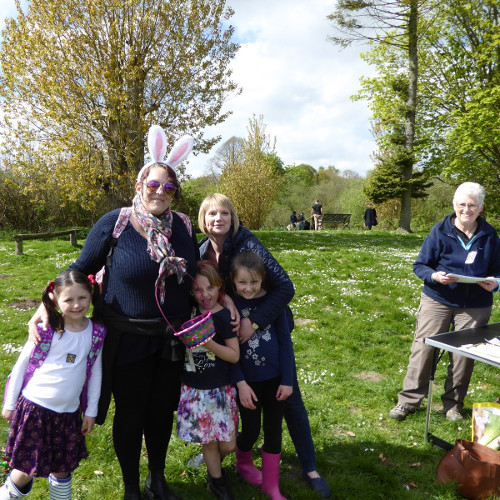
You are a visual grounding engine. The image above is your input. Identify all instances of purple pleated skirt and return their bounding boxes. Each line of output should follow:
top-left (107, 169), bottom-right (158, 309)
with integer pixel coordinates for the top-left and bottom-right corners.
top-left (5, 395), bottom-right (88, 477)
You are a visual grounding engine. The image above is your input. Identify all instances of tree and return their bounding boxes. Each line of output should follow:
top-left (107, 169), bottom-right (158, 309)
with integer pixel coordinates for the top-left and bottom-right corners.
top-left (416, 0), bottom-right (500, 208)
top-left (208, 136), bottom-right (245, 174)
top-left (284, 164), bottom-right (317, 186)
top-left (315, 166), bottom-right (339, 184)
top-left (219, 115), bottom-right (282, 229)
top-left (355, 59), bottom-right (431, 205)
top-left (328, 0), bottom-right (424, 232)
top-left (0, 0), bottom-right (239, 213)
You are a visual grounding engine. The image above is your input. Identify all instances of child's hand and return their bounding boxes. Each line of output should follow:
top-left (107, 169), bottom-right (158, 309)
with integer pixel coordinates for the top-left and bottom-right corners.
top-left (2, 409), bottom-right (14, 423)
top-left (81, 416), bottom-right (96, 435)
top-left (276, 385), bottom-right (293, 401)
top-left (237, 381), bottom-right (258, 410)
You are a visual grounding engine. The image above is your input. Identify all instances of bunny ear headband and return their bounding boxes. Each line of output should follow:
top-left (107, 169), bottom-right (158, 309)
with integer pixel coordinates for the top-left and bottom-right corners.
top-left (136, 125), bottom-right (194, 182)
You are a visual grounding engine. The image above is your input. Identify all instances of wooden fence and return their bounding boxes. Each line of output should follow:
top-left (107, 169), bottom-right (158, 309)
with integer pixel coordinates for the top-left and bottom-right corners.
top-left (14, 229), bottom-right (78, 255)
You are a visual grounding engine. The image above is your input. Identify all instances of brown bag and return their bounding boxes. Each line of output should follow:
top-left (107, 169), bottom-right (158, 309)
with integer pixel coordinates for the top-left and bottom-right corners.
top-left (436, 439), bottom-right (500, 499)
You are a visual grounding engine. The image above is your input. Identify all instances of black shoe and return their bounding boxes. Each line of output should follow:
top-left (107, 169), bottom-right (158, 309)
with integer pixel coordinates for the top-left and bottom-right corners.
top-left (144, 472), bottom-right (180, 500)
top-left (123, 484), bottom-right (143, 500)
top-left (207, 471), bottom-right (234, 500)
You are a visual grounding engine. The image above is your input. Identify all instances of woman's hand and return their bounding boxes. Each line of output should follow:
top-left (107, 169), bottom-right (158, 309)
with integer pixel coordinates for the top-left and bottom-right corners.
top-left (28, 303), bottom-right (50, 344)
top-left (477, 277), bottom-right (499, 292)
top-left (237, 380), bottom-right (257, 410)
top-left (276, 385), bottom-right (293, 401)
top-left (238, 318), bottom-right (255, 344)
top-left (222, 294), bottom-right (241, 333)
top-left (432, 271), bottom-right (458, 286)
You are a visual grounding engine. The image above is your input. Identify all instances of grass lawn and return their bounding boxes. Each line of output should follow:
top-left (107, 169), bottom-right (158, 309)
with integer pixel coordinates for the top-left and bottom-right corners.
top-left (0, 228), bottom-right (499, 499)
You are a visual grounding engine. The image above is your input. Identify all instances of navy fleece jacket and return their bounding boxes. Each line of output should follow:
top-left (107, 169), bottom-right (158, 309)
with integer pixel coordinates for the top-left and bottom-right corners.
top-left (413, 214), bottom-right (500, 308)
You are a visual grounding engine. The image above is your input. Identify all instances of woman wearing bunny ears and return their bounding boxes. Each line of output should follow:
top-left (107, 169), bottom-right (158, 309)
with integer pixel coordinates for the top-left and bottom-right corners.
top-left (28, 126), bottom-right (198, 500)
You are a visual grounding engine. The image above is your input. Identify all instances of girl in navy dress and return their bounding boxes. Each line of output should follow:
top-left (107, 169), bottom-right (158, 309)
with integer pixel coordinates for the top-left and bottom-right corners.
top-left (176, 262), bottom-right (239, 499)
top-left (230, 252), bottom-right (294, 500)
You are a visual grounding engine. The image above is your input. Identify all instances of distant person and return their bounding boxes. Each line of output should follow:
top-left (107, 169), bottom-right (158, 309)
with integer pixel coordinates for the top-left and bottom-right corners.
top-left (297, 212), bottom-right (305, 230)
top-left (177, 262), bottom-right (239, 499)
top-left (389, 182), bottom-right (500, 423)
top-left (230, 252), bottom-right (294, 499)
top-left (290, 211), bottom-right (298, 230)
top-left (1, 270), bottom-right (105, 500)
top-left (311, 200), bottom-right (323, 230)
top-left (364, 206), bottom-right (378, 230)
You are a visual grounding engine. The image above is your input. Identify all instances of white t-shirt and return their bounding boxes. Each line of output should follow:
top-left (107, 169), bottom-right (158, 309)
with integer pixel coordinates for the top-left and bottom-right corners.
top-left (4, 320), bottom-right (103, 417)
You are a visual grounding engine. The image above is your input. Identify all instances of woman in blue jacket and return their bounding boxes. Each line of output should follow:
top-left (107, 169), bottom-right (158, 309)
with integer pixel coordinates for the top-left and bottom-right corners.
top-left (389, 182), bottom-right (500, 423)
top-left (197, 193), bottom-right (330, 498)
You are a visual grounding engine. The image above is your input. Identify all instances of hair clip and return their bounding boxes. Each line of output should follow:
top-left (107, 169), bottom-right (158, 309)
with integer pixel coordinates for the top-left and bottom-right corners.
top-left (47, 281), bottom-right (55, 293)
top-left (87, 275), bottom-right (97, 285)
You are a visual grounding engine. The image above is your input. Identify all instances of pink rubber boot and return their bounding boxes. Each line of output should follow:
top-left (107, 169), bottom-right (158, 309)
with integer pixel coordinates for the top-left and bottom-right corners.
top-left (235, 446), bottom-right (262, 486)
top-left (261, 451), bottom-right (287, 500)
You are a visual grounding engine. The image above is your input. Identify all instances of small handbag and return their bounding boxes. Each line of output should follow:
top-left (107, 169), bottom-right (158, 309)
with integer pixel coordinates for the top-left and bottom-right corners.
top-left (436, 439), bottom-right (500, 499)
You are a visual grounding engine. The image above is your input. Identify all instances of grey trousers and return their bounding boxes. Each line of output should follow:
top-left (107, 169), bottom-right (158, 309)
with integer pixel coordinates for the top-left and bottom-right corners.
top-left (397, 293), bottom-right (492, 412)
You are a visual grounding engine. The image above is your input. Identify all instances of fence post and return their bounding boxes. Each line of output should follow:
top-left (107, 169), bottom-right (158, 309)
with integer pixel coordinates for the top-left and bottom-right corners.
top-left (14, 236), bottom-right (23, 256)
top-left (70, 230), bottom-right (77, 247)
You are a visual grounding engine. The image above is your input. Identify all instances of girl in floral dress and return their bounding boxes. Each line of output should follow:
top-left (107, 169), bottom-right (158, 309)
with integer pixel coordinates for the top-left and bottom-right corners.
top-left (176, 262), bottom-right (239, 499)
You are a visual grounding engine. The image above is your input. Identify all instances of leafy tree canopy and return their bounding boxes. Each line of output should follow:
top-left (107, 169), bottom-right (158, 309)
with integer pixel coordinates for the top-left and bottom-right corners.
top-left (219, 115), bottom-right (283, 229)
top-left (0, 0), bottom-right (239, 213)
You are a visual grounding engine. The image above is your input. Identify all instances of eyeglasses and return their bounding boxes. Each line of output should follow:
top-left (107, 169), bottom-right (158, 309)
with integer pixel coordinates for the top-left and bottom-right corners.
top-left (144, 180), bottom-right (177, 195)
top-left (457, 203), bottom-right (478, 210)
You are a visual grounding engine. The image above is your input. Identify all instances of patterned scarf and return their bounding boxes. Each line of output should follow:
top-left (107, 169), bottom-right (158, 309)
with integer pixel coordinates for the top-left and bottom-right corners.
top-left (132, 195), bottom-right (187, 303)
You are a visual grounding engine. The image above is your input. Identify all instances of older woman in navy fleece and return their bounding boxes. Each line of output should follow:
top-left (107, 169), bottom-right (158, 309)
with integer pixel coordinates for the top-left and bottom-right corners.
top-left (390, 182), bottom-right (500, 423)
top-left (197, 193), bottom-right (331, 499)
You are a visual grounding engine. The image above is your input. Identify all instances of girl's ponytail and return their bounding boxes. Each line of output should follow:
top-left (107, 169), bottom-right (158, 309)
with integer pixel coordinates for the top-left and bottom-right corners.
top-left (41, 281), bottom-right (64, 333)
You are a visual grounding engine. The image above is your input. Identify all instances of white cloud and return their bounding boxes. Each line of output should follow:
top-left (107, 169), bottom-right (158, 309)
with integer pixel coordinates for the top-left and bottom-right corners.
top-left (0, 0), bottom-right (377, 177)
top-left (188, 0), bottom-right (377, 177)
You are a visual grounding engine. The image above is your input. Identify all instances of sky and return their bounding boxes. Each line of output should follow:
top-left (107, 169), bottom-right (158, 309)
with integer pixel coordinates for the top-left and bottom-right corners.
top-left (0, 0), bottom-right (377, 178)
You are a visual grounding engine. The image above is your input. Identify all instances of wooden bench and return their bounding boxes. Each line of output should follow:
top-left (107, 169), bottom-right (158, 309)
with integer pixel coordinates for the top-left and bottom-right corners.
top-left (14, 229), bottom-right (78, 255)
top-left (322, 213), bottom-right (351, 229)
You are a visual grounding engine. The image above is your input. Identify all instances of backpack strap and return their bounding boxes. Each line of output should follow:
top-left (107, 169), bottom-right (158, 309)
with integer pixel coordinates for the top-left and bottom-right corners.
top-left (24, 326), bottom-right (55, 389)
top-left (112, 207), bottom-right (132, 239)
top-left (21, 322), bottom-right (106, 414)
top-left (173, 211), bottom-right (193, 238)
top-left (96, 207), bottom-right (132, 284)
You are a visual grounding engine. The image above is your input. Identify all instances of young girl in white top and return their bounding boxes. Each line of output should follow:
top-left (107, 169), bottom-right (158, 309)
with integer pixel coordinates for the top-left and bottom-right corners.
top-left (176, 261), bottom-right (239, 500)
top-left (1, 270), bottom-right (106, 500)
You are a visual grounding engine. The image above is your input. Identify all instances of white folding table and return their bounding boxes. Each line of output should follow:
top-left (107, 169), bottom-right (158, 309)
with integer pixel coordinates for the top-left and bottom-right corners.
top-left (424, 322), bottom-right (500, 450)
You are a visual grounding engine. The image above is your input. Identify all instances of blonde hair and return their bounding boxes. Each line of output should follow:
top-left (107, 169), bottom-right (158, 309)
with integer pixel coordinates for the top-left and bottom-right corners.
top-left (198, 193), bottom-right (240, 238)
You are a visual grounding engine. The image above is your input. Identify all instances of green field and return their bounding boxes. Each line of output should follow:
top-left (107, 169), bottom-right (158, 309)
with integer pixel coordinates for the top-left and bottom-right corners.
top-left (1, 229), bottom-right (499, 499)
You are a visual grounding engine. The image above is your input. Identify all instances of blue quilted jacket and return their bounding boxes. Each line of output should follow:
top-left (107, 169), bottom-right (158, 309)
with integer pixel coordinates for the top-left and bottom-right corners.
top-left (199, 226), bottom-right (295, 328)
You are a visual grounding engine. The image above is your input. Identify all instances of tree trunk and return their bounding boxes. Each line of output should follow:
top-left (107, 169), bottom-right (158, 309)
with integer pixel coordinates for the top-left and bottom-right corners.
top-left (398, 0), bottom-right (418, 232)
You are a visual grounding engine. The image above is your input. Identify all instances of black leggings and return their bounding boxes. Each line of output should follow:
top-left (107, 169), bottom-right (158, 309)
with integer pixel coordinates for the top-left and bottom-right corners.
top-left (112, 351), bottom-right (183, 486)
top-left (236, 377), bottom-right (284, 455)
